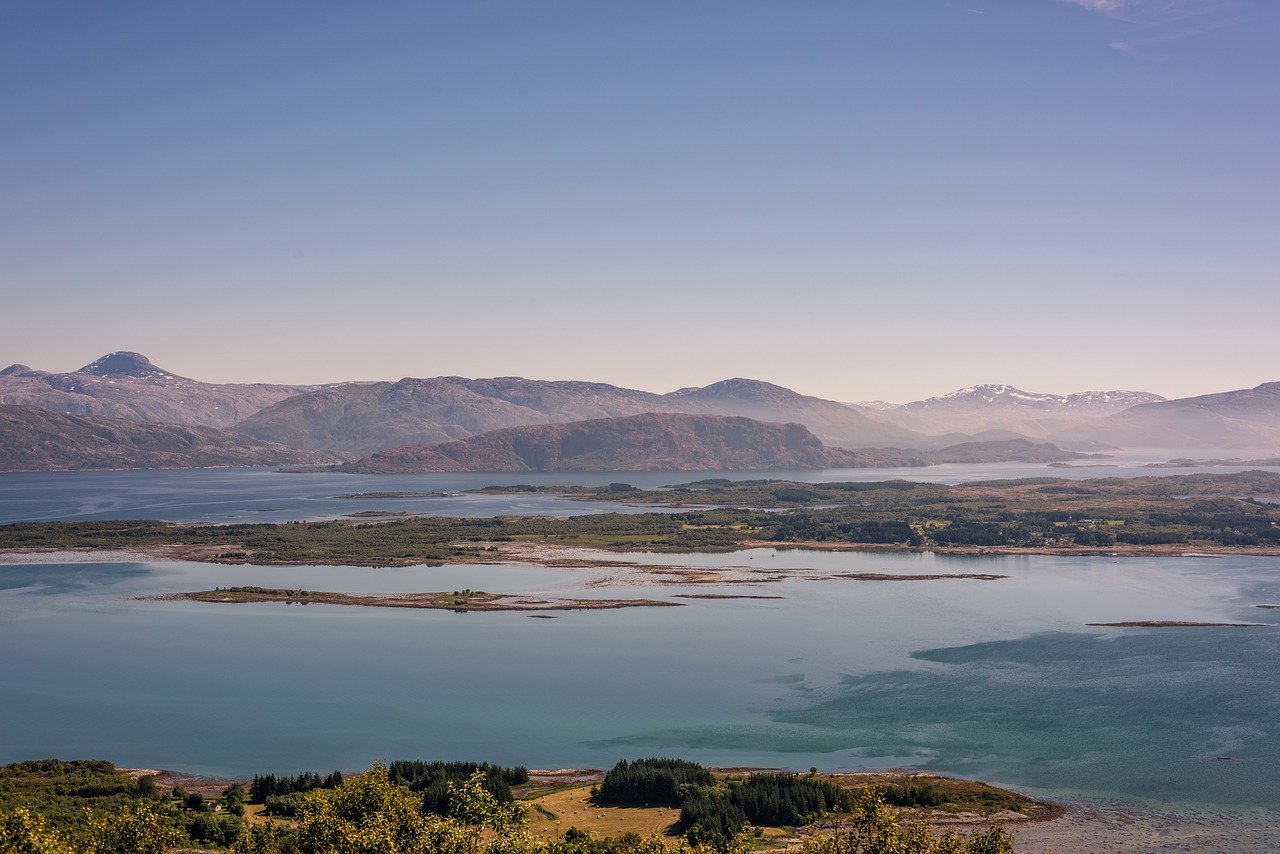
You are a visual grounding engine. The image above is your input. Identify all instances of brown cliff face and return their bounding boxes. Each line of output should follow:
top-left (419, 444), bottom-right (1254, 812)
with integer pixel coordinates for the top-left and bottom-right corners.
top-left (0, 405), bottom-right (344, 471)
top-left (338, 413), bottom-right (859, 473)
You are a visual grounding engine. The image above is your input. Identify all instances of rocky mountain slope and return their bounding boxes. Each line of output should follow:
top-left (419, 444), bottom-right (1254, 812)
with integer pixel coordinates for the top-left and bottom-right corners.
top-left (0, 352), bottom-right (318, 428)
top-left (0, 405), bottom-right (344, 471)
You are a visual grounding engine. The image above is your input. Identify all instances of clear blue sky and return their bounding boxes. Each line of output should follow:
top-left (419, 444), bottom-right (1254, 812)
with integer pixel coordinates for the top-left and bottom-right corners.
top-left (2, 0), bottom-right (1276, 401)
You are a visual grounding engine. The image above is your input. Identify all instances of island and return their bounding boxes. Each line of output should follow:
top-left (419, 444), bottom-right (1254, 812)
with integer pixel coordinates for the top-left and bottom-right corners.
top-left (4, 471), bottom-right (1280, 567)
top-left (153, 586), bottom-right (680, 612)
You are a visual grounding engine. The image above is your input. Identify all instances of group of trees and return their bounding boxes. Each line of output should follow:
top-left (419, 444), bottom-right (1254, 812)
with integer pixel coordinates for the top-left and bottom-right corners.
top-left (597, 760), bottom-right (966, 851)
top-left (596, 759), bottom-right (715, 807)
top-left (727, 773), bottom-right (852, 827)
top-left (0, 760), bottom-right (250, 852)
top-left (385, 761), bottom-right (529, 816)
top-left (249, 771), bottom-right (343, 819)
top-left (2, 762), bottom-right (1015, 854)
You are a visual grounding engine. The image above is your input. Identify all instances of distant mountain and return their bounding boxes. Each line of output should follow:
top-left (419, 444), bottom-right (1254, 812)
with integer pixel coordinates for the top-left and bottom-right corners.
top-left (232, 377), bottom-right (668, 457)
top-left (334, 413), bottom-right (861, 473)
top-left (77, 351), bottom-right (186, 381)
top-left (0, 405), bottom-right (343, 472)
top-left (0, 352), bottom-right (319, 428)
top-left (237, 376), bottom-right (927, 456)
top-left (664, 378), bottom-right (923, 448)
top-left (877, 384), bottom-right (1165, 437)
top-left (1051, 382), bottom-right (1280, 450)
top-left (326, 416), bottom-right (1097, 474)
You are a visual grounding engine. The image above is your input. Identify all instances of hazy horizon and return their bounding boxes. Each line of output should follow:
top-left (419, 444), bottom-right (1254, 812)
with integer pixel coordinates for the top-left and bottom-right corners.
top-left (3, 0), bottom-right (1277, 401)
top-left (4, 345), bottom-right (1275, 404)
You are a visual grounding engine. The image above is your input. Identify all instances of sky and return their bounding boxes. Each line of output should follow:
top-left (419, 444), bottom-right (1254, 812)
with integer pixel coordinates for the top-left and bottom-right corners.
top-left (1, 0), bottom-right (1277, 403)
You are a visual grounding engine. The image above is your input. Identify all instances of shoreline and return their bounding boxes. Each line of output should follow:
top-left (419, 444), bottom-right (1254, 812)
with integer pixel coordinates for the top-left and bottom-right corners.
top-left (112, 765), bottom-right (1279, 853)
top-left (148, 587), bottom-right (682, 612)
top-left (6, 535), bottom-right (1280, 569)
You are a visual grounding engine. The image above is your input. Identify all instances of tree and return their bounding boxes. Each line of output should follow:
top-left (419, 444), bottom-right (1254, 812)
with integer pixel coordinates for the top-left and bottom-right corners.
top-left (290, 763), bottom-right (477, 854)
top-left (222, 784), bottom-right (247, 817)
top-left (87, 802), bottom-right (182, 854)
top-left (0, 807), bottom-right (76, 854)
top-left (799, 789), bottom-right (1013, 854)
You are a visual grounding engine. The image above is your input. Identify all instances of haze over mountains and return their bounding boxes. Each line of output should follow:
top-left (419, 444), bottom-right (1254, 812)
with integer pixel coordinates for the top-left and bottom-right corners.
top-left (0, 405), bottom-right (340, 472)
top-left (332, 417), bottom-right (1098, 474)
top-left (0, 352), bottom-right (315, 428)
top-left (0, 352), bottom-right (1277, 471)
top-left (233, 375), bottom-right (922, 456)
top-left (336, 414), bottom-right (859, 473)
top-left (867, 385), bottom-right (1168, 437)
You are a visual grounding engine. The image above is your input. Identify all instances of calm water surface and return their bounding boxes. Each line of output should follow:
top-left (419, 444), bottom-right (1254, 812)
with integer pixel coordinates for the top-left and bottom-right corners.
top-left (2, 548), bottom-right (1277, 813)
top-left (2, 465), bottom-right (1279, 828)
top-left (1, 451), bottom-right (1276, 524)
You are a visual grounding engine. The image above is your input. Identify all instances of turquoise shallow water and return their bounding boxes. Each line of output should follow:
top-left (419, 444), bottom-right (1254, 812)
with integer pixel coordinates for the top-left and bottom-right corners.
top-left (1, 548), bottom-right (1277, 813)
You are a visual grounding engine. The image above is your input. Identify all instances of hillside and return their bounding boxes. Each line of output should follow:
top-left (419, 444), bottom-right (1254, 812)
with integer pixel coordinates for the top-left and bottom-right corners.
top-left (1051, 382), bottom-right (1280, 449)
top-left (237, 376), bottom-right (926, 456)
top-left (334, 413), bottom-right (859, 473)
top-left (875, 385), bottom-right (1166, 437)
top-left (663, 378), bottom-right (924, 447)
top-left (0, 405), bottom-right (344, 471)
top-left (328, 417), bottom-right (1095, 474)
top-left (0, 352), bottom-right (318, 428)
top-left (842, 438), bottom-right (1103, 467)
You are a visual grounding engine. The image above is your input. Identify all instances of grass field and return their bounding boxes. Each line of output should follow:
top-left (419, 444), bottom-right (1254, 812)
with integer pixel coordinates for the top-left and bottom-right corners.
top-left (524, 785), bottom-right (681, 841)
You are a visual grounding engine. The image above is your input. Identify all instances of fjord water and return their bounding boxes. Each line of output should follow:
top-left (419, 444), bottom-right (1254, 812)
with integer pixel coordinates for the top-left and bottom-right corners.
top-left (1, 451), bottom-right (1276, 524)
top-left (2, 547), bottom-right (1278, 813)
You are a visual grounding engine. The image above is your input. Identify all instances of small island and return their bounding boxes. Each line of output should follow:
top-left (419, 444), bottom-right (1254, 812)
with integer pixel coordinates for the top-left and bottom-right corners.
top-left (1086, 620), bottom-right (1266, 628)
top-left (155, 586), bottom-right (682, 613)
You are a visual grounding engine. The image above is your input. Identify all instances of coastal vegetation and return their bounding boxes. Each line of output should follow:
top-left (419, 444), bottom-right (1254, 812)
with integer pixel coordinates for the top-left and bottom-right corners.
top-left (0, 760), bottom-right (1020, 853)
top-left (3, 472), bottom-right (1280, 566)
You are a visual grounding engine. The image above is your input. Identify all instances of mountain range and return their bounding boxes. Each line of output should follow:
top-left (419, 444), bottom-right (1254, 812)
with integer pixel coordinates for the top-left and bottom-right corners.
top-left (871, 384), bottom-right (1168, 437)
top-left (0, 352), bottom-right (315, 428)
top-left (0, 405), bottom-right (341, 472)
top-left (0, 352), bottom-right (1276, 471)
top-left (334, 413), bottom-right (858, 473)
top-left (232, 375), bottom-right (923, 456)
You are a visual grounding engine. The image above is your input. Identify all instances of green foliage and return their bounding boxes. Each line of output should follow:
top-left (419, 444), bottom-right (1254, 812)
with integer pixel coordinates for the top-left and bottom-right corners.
top-left (250, 770), bottom-right (343, 803)
top-left (541, 828), bottom-right (686, 854)
top-left (597, 760), bottom-right (716, 807)
top-left (181, 811), bottom-right (243, 847)
top-left (677, 788), bottom-right (744, 852)
top-left (0, 761), bottom-right (164, 847)
top-left (800, 789), bottom-right (1014, 854)
top-left (288, 763), bottom-right (471, 854)
top-left (85, 802), bottom-right (181, 854)
top-left (7, 471), bottom-right (1280, 563)
top-left (730, 774), bottom-right (852, 826)
top-left (879, 783), bottom-right (946, 809)
top-left (222, 784), bottom-right (247, 816)
top-left (385, 761), bottom-right (527, 815)
top-left (0, 807), bottom-right (75, 854)
top-left (263, 792), bottom-right (308, 818)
